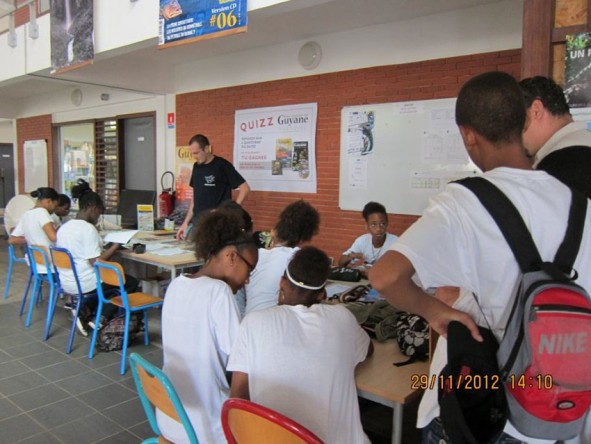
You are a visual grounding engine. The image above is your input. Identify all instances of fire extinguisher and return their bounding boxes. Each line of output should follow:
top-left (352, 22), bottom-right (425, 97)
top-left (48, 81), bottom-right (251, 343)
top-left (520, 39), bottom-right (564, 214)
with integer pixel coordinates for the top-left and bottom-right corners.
top-left (159, 171), bottom-right (176, 218)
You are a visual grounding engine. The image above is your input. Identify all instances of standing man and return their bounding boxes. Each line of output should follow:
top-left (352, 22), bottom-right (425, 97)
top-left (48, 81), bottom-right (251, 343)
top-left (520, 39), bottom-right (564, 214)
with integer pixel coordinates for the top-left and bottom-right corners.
top-left (177, 134), bottom-right (250, 240)
top-left (369, 71), bottom-right (591, 443)
top-left (520, 76), bottom-right (591, 197)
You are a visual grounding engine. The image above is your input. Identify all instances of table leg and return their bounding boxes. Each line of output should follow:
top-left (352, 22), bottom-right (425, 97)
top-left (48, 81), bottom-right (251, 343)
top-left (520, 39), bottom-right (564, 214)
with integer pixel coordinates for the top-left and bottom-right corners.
top-left (392, 402), bottom-right (403, 444)
top-left (170, 265), bottom-right (177, 279)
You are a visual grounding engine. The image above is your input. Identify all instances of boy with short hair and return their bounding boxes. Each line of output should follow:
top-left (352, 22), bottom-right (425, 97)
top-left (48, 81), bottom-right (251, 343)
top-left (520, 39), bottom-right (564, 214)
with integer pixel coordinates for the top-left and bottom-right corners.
top-left (338, 201), bottom-right (398, 276)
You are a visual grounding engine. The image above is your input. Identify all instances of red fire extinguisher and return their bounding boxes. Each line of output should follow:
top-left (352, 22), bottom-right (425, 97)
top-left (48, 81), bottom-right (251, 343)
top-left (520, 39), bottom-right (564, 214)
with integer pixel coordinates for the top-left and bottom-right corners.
top-left (159, 171), bottom-right (176, 218)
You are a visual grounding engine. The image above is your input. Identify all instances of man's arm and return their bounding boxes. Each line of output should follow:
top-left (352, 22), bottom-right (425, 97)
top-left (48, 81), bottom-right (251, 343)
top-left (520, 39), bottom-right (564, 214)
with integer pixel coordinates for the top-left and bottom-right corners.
top-left (369, 250), bottom-right (481, 341)
top-left (8, 235), bottom-right (26, 245)
top-left (235, 182), bottom-right (250, 205)
top-left (176, 198), bottom-right (194, 240)
top-left (230, 371), bottom-right (250, 400)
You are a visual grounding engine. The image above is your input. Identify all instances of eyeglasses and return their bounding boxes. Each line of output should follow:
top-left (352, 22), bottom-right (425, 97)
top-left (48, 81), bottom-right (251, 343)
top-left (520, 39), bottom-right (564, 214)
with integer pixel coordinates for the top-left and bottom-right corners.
top-left (369, 222), bottom-right (387, 229)
top-left (235, 251), bottom-right (256, 275)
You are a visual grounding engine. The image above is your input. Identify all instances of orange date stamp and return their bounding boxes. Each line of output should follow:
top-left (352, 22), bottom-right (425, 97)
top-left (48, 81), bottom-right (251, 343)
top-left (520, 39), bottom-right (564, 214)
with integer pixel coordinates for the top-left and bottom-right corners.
top-left (411, 373), bottom-right (501, 391)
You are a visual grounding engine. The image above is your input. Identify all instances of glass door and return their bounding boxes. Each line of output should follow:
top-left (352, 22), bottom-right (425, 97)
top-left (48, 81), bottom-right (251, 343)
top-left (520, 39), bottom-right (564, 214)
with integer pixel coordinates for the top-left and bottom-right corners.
top-left (59, 123), bottom-right (95, 206)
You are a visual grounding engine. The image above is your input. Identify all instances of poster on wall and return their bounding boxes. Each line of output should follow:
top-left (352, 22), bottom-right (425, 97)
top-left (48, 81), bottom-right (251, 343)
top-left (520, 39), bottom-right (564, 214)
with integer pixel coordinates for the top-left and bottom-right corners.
top-left (50, 0), bottom-right (94, 74)
top-left (159, 0), bottom-right (247, 48)
top-left (175, 146), bottom-right (194, 212)
top-left (233, 103), bottom-right (318, 193)
top-left (24, 140), bottom-right (48, 193)
top-left (564, 32), bottom-right (591, 108)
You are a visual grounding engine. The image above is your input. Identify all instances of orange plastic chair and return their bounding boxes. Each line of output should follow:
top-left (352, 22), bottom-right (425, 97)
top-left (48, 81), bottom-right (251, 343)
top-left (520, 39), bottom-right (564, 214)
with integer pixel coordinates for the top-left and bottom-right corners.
top-left (221, 398), bottom-right (323, 444)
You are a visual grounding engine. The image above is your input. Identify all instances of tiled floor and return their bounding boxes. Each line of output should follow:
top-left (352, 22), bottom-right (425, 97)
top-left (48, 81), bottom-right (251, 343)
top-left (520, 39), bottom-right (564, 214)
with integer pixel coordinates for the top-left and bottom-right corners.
top-left (0, 237), bottom-right (421, 443)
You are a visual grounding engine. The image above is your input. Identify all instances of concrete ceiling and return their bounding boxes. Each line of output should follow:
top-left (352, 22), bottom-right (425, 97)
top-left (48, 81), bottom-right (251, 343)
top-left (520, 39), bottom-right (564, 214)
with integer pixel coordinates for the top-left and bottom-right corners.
top-left (0, 0), bottom-right (509, 101)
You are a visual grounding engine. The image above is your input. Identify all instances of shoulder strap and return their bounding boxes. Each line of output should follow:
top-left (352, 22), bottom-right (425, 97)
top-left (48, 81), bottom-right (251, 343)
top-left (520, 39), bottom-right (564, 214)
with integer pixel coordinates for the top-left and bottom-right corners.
top-left (456, 177), bottom-right (587, 278)
top-left (455, 177), bottom-right (541, 273)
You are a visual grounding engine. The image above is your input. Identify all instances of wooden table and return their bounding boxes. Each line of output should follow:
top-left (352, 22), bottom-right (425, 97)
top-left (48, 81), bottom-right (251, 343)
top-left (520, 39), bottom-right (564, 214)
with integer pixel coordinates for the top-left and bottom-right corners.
top-left (116, 231), bottom-right (203, 278)
top-left (356, 339), bottom-right (429, 444)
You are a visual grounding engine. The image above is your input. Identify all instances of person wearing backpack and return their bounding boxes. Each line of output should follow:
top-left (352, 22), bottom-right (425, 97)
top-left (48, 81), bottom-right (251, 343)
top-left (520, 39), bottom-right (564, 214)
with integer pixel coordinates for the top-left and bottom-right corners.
top-left (157, 209), bottom-right (258, 444)
top-left (369, 71), bottom-right (591, 444)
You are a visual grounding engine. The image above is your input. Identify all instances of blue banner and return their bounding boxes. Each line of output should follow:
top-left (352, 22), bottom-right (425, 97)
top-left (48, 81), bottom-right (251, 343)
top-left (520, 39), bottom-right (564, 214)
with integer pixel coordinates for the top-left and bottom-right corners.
top-left (159, 0), bottom-right (247, 48)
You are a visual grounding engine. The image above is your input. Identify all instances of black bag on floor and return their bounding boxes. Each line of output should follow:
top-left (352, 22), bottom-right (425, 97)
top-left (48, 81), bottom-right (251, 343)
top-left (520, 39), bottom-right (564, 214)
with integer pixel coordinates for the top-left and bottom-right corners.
top-left (96, 314), bottom-right (142, 352)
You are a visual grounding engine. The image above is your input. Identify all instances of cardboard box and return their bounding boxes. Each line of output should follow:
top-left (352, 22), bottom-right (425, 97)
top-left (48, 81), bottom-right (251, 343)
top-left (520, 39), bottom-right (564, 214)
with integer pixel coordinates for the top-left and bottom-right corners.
top-left (141, 273), bottom-right (171, 297)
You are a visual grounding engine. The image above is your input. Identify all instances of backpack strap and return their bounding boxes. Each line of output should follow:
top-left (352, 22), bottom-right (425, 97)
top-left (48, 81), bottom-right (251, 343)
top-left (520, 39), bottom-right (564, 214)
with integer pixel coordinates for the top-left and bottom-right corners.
top-left (456, 177), bottom-right (587, 279)
top-left (455, 177), bottom-right (541, 273)
top-left (554, 189), bottom-right (587, 275)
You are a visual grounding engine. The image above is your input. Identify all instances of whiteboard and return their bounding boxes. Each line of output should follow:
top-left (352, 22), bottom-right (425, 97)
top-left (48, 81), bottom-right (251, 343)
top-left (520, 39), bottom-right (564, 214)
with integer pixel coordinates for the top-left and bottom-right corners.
top-left (339, 98), bottom-right (479, 215)
top-left (24, 139), bottom-right (48, 193)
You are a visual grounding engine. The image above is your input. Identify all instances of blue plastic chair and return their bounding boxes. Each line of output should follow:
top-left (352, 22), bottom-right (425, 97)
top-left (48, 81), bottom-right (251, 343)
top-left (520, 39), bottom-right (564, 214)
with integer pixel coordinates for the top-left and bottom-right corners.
top-left (23, 245), bottom-right (58, 332)
top-left (3, 244), bottom-right (33, 300)
top-left (49, 246), bottom-right (98, 350)
top-left (129, 353), bottom-right (199, 444)
top-left (89, 260), bottom-right (164, 374)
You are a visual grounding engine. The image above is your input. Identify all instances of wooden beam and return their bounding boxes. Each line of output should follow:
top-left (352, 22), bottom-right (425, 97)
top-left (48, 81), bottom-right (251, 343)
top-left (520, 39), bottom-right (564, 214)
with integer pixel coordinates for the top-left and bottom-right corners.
top-left (522, 0), bottom-right (555, 78)
top-left (552, 24), bottom-right (589, 43)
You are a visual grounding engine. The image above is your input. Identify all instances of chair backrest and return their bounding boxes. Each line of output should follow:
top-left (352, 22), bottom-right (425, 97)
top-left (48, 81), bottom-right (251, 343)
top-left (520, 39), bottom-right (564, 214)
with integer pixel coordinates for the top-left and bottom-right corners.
top-left (221, 398), bottom-right (323, 444)
top-left (93, 259), bottom-right (129, 305)
top-left (128, 353), bottom-right (199, 444)
top-left (8, 244), bottom-right (28, 264)
top-left (49, 246), bottom-right (84, 296)
top-left (28, 245), bottom-right (52, 276)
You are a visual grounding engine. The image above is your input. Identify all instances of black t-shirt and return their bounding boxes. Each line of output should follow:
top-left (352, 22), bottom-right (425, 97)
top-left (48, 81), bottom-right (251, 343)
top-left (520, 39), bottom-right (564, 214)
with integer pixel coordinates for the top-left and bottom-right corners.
top-left (189, 156), bottom-right (246, 220)
top-left (537, 145), bottom-right (591, 199)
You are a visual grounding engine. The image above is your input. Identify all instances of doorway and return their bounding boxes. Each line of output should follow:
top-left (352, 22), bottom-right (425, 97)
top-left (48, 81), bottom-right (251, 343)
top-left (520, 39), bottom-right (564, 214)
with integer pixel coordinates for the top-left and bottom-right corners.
top-left (121, 115), bottom-right (156, 190)
top-left (0, 143), bottom-right (15, 208)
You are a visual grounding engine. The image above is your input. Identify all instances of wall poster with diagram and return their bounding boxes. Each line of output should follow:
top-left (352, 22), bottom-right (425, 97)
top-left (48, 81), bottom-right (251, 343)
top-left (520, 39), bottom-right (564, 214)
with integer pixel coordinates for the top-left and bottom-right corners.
top-left (233, 103), bottom-right (318, 193)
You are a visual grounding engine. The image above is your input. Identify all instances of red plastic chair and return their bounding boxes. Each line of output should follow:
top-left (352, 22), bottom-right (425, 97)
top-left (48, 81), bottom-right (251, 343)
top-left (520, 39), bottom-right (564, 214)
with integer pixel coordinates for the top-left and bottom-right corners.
top-left (221, 398), bottom-right (323, 444)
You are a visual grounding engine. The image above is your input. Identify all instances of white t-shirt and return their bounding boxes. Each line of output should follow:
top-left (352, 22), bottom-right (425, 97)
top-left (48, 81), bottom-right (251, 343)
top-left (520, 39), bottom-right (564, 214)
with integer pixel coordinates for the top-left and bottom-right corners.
top-left (244, 246), bottom-right (298, 315)
top-left (390, 167), bottom-right (591, 444)
top-left (228, 304), bottom-right (371, 444)
top-left (56, 219), bottom-right (103, 294)
top-left (343, 233), bottom-right (398, 265)
top-left (533, 121), bottom-right (591, 167)
top-left (158, 275), bottom-right (241, 444)
top-left (12, 207), bottom-right (54, 273)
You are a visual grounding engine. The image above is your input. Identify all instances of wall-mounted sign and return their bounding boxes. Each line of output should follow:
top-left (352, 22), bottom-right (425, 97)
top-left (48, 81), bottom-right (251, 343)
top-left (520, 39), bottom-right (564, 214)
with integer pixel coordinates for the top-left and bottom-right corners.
top-left (159, 0), bottom-right (247, 48)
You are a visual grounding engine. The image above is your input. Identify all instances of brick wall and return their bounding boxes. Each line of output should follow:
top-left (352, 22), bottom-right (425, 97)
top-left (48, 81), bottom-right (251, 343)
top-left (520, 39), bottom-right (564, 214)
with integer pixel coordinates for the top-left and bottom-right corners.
top-left (16, 114), bottom-right (53, 193)
top-left (176, 49), bottom-right (521, 260)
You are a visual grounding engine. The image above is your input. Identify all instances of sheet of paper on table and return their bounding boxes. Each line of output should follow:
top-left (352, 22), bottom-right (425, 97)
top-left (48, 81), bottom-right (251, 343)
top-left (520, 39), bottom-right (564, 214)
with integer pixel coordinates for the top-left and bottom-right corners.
top-left (326, 283), bottom-right (351, 299)
top-left (150, 247), bottom-right (188, 256)
top-left (103, 230), bottom-right (139, 245)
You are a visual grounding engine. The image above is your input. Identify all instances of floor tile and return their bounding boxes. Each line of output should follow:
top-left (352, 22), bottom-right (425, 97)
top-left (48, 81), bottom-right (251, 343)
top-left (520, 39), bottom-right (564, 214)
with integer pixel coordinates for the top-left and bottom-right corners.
top-left (128, 420), bottom-right (155, 440)
top-left (101, 396), bottom-right (145, 429)
top-left (5, 340), bottom-right (53, 359)
top-left (92, 430), bottom-right (139, 444)
top-left (77, 382), bottom-right (136, 411)
top-left (39, 360), bottom-right (90, 382)
top-left (19, 350), bottom-right (68, 370)
top-left (0, 360), bottom-right (30, 380)
top-left (51, 412), bottom-right (123, 444)
top-left (16, 432), bottom-right (65, 444)
top-left (55, 371), bottom-right (112, 396)
top-left (8, 383), bottom-right (70, 411)
top-left (0, 413), bottom-right (45, 442)
top-left (0, 349), bottom-right (13, 363)
top-left (28, 397), bottom-right (95, 429)
top-left (0, 371), bottom-right (49, 397)
top-left (0, 332), bottom-right (37, 348)
top-left (0, 396), bottom-right (23, 420)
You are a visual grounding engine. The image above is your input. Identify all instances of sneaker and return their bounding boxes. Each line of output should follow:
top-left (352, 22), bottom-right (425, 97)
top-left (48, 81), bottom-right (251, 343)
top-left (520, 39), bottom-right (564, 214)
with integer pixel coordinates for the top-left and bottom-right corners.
top-left (63, 301), bottom-right (74, 310)
top-left (87, 319), bottom-right (104, 330)
top-left (76, 317), bottom-right (88, 337)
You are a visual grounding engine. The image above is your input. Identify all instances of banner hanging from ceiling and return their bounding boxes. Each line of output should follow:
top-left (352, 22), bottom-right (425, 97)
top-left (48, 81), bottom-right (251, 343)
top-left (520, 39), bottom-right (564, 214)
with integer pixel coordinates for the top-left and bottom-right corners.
top-left (50, 0), bottom-right (94, 74)
top-left (159, 0), bottom-right (247, 48)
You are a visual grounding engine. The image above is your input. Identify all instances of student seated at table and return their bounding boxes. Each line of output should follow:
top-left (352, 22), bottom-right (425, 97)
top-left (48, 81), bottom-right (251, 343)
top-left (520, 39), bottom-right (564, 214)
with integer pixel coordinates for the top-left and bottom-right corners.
top-left (56, 180), bottom-right (139, 335)
top-left (158, 209), bottom-right (258, 444)
top-left (51, 193), bottom-right (71, 229)
top-left (9, 187), bottom-right (59, 274)
top-left (228, 246), bottom-right (372, 444)
top-left (243, 200), bottom-right (320, 316)
top-left (338, 201), bottom-right (398, 277)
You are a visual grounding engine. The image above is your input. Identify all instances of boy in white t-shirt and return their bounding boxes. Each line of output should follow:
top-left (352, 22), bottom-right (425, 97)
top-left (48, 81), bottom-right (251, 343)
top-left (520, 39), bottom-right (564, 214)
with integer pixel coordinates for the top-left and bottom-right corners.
top-left (229, 247), bottom-right (373, 444)
top-left (338, 201), bottom-right (398, 277)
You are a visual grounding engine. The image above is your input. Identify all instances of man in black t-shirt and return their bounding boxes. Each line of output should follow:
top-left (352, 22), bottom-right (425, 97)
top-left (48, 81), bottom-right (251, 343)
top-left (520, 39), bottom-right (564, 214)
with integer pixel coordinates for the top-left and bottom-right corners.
top-left (176, 134), bottom-right (250, 240)
top-left (520, 76), bottom-right (591, 198)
